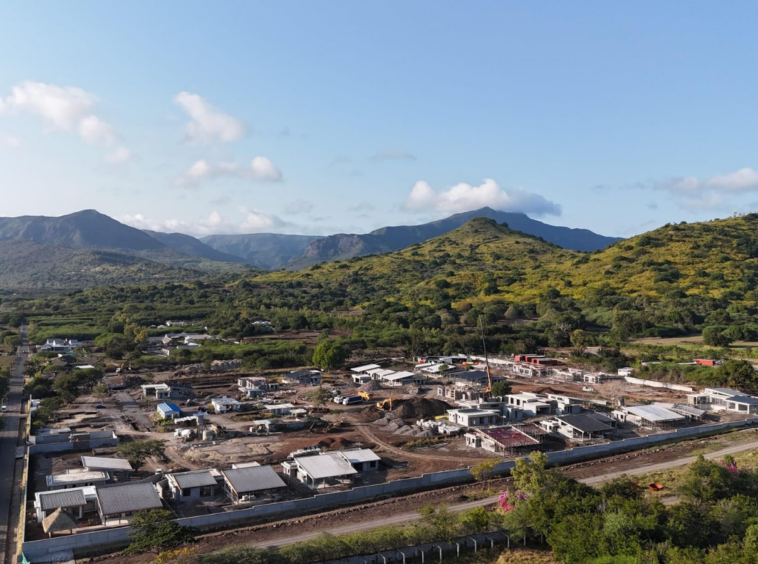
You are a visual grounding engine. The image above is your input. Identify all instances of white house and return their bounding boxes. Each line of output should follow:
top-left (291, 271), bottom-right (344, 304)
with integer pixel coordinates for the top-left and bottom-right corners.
top-left (38, 338), bottom-right (81, 353)
top-left (281, 369), bottom-right (322, 386)
top-left (505, 393), bottom-right (555, 417)
top-left (687, 388), bottom-right (758, 415)
top-left (156, 402), bottom-right (181, 420)
top-left (35, 486), bottom-right (98, 523)
top-left (46, 468), bottom-right (109, 490)
top-left (447, 407), bottom-right (500, 427)
top-left (380, 371), bottom-right (425, 387)
top-left (281, 449), bottom-right (380, 489)
top-left (211, 397), bottom-right (241, 413)
top-left (543, 414), bottom-right (614, 441)
top-left (168, 469), bottom-right (222, 501)
top-left (96, 482), bottom-right (163, 525)
top-left (351, 363), bottom-right (381, 374)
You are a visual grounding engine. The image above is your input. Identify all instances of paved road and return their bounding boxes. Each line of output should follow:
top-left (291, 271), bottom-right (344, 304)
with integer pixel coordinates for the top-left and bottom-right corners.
top-left (255, 438), bottom-right (758, 549)
top-left (0, 326), bottom-right (28, 564)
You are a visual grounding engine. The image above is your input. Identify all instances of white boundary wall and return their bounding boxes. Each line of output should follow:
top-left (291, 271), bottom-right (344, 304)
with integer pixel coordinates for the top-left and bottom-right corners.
top-left (623, 376), bottom-right (694, 393)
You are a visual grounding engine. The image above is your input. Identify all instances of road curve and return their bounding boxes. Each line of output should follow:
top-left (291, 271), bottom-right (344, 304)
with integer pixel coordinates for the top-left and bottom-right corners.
top-left (255, 438), bottom-right (758, 549)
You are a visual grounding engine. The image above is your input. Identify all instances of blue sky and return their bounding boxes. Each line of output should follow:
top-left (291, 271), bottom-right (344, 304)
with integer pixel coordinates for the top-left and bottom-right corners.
top-left (2, 1), bottom-right (758, 237)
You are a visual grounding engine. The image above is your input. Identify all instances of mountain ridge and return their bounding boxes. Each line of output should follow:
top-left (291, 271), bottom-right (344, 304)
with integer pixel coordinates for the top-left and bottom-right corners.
top-left (200, 233), bottom-right (322, 269)
top-left (282, 207), bottom-right (620, 269)
top-left (198, 207), bottom-right (621, 270)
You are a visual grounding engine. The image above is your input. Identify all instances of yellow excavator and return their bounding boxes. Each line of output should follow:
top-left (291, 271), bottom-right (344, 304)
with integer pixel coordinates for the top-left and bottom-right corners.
top-left (375, 397), bottom-right (393, 410)
top-left (358, 392), bottom-right (372, 401)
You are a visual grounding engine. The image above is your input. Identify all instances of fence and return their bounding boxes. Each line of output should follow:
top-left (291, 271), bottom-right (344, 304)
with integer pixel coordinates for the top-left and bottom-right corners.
top-left (315, 531), bottom-right (510, 564)
top-left (22, 417), bottom-right (758, 563)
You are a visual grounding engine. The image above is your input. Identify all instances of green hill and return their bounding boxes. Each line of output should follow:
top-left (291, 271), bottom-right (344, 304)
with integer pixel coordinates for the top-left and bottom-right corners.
top-left (260, 214), bottom-right (758, 305)
top-left (261, 217), bottom-right (575, 303)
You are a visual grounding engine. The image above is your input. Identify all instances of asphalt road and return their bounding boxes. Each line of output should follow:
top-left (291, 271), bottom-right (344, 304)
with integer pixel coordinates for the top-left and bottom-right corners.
top-left (0, 326), bottom-right (28, 564)
top-left (255, 438), bottom-right (758, 549)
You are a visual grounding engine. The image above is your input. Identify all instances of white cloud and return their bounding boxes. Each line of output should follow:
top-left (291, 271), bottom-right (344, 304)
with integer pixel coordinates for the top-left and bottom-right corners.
top-left (0, 81), bottom-right (95, 129)
top-left (371, 148), bottom-right (416, 162)
top-left (0, 133), bottom-right (20, 148)
top-left (78, 115), bottom-right (117, 145)
top-left (707, 168), bottom-right (758, 192)
top-left (104, 146), bottom-right (131, 165)
top-left (250, 156), bottom-right (282, 181)
top-left (403, 178), bottom-right (562, 216)
top-left (239, 207), bottom-right (290, 231)
top-left (654, 167), bottom-right (758, 195)
top-left (176, 156), bottom-right (282, 186)
top-left (174, 92), bottom-right (245, 143)
top-left (0, 81), bottom-right (121, 148)
top-left (121, 208), bottom-right (291, 236)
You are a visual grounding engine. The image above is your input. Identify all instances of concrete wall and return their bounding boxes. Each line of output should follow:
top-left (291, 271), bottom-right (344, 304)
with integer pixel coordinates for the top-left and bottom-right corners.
top-left (22, 417), bottom-right (758, 563)
top-left (29, 437), bottom-right (118, 455)
top-left (624, 376), bottom-right (694, 393)
top-left (29, 441), bottom-right (74, 455)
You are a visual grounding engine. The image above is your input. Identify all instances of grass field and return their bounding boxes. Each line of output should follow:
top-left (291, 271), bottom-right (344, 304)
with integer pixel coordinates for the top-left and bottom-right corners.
top-left (631, 335), bottom-right (758, 349)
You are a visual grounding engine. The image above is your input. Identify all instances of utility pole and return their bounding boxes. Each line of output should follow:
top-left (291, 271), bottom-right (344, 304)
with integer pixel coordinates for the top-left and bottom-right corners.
top-left (478, 316), bottom-right (493, 391)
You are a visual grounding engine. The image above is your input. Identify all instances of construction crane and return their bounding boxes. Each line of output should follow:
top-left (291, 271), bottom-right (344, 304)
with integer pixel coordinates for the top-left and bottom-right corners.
top-left (478, 316), bottom-right (493, 392)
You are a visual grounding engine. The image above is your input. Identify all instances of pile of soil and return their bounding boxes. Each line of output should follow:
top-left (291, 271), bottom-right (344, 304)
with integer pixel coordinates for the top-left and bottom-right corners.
top-left (360, 405), bottom-right (386, 421)
top-left (390, 397), bottom-right (451, 419)
top-left (358, 380), bottom-right (383, 392)
top-left (318, 437), bottom-right (355, 449)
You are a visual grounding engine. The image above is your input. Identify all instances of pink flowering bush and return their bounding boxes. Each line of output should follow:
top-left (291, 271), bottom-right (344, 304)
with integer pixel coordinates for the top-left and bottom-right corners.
top-left (497, 490), bottom-right (528, 512)
top-left (720, 455), bottom-right (740, 474)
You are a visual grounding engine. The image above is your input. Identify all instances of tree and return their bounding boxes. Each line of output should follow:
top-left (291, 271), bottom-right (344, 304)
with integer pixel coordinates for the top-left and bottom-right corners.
top-left (124, 509), bottom-right (196, 554)
top-left (93, 382), bottom-right (109, 402)
top-left (703, 326), bottom-right (733, 347)
top-left (417, 505), bottom-right (459, 543)
top-left (715, 360), bottom-right (757, 390)
top-left (312, 340), bottom-right (347, 370)
top-left (470, 458), bottom-right (499, 490)
top-left (511, 450), bottom-right (550, 494)
top-left (490, 380), bottom-right (512, 397)
top-left (117, 439), bottom-right (166, 470)
top-left (570, 329), bottom-right (593, 350)
top-left (677, 455), bottom-right (735, 504)
top-left (459, 507), bottom-right (490, 534)
top-left (306, 387), bottom-right (331, 408)
top-left (52, 373), bottom-right (80, 403)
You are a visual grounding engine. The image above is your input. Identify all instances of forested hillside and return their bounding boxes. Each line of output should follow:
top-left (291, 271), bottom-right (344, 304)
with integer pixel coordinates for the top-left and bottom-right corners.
top-left (0, 240), bottom-right (201, 289)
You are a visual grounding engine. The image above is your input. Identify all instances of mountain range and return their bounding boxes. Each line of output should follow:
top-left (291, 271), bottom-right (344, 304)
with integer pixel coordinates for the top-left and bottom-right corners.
top-left (0, 210), bottom-right (253, 289)
top-left (200, 233), bottom-right (321, 269)
top-left (278, 207), bottom-right (621, 270)
top-left (0, 208), bottom-right (621, 289)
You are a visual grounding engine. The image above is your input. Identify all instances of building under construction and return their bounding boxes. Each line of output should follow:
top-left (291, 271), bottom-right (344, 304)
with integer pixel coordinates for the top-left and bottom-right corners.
top-left (465, 424), bottom-right (549, 455)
